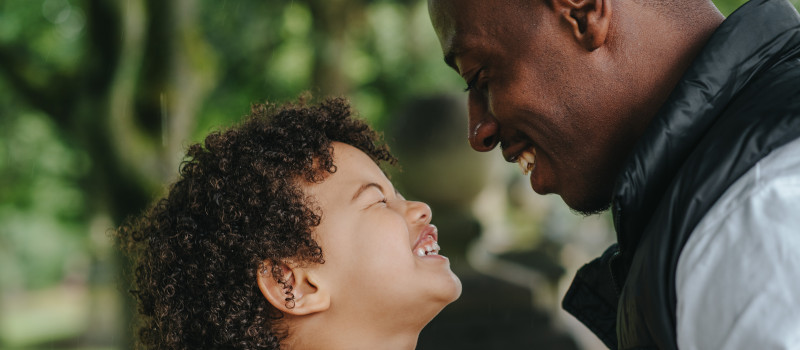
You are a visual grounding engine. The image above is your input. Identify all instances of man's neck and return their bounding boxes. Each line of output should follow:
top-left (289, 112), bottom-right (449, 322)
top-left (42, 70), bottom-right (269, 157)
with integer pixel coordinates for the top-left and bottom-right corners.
top-left (610, 0), bottom-right (725, 141)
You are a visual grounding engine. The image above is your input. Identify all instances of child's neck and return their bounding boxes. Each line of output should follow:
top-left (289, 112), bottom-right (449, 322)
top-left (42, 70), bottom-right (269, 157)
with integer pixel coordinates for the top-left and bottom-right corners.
top-left (285, 312), bottom-right (425, 350)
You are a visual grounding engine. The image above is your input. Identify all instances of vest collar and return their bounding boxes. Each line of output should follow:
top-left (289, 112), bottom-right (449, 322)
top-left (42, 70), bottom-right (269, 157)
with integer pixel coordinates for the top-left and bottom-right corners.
top-left (612, 0), bottom-right (800, 256)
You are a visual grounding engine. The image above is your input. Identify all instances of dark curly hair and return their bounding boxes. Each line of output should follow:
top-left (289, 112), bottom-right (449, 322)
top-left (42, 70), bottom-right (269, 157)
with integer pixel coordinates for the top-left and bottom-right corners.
top-left (116, 97), bottom-right (396, 349)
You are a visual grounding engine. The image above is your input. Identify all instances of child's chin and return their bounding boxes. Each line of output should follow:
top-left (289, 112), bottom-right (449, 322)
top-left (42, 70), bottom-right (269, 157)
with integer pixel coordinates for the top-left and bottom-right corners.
top-left (434, 273), bottom-right (463, 305)
top-left (447, 275), bottom-right (463, 302)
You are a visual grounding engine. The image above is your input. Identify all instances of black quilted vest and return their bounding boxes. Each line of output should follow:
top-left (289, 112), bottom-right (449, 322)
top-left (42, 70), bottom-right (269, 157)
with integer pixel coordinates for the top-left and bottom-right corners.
top-left (562, 1), bottom-right (800, 349)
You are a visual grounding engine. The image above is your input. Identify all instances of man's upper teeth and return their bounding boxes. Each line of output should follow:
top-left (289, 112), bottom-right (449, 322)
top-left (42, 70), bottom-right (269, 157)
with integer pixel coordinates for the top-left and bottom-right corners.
top-left (517, 149), bottom-right (536, 175)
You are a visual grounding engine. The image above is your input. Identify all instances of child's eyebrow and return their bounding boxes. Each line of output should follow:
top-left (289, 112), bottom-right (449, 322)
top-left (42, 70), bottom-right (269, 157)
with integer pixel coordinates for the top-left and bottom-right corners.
top-left (351, 182), bottom-right (397, 202)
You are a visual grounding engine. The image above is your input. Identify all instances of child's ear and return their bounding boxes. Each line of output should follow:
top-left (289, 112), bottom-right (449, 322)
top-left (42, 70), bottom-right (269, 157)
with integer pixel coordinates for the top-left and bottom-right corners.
top-left (257, 260), bottom-right (330, 316)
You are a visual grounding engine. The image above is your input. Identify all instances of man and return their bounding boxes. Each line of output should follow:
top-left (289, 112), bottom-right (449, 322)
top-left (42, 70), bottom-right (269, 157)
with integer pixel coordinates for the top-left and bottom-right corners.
top-left (428, 0), bottom-right (800, 348)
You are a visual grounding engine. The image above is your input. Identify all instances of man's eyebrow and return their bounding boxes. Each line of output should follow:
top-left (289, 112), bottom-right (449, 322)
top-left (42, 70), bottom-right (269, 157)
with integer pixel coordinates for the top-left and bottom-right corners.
top-left (444, 51), bottom-right (458, 72)
top-left (442, 36), bottom-right (467, 73)
top-left (443, 49), bottom-right (461, 73)
top-left (351, 183), bottom-right (385, 202)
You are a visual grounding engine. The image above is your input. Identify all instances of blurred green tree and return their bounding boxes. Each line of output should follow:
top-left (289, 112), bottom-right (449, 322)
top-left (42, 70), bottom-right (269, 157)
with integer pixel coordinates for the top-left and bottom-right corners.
top-left (0, 0), bottom-right (461, 347)
top-left (0, 0), bottom-right (795, 348)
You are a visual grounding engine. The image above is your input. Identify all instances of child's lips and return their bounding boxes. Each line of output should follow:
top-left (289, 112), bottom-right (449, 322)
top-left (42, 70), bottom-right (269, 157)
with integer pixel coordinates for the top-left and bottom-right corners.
top-left (413, 224), bottom-right (440, 257)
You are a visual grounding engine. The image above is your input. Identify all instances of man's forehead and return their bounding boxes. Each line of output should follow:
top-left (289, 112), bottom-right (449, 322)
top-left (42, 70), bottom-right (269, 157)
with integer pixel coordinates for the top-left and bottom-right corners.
top-left (429, 0), bottom-right (532, 71)
top-left (429, 0), bottom-right (490, 70)
top-left (428, 0), bottom-right (458, 61)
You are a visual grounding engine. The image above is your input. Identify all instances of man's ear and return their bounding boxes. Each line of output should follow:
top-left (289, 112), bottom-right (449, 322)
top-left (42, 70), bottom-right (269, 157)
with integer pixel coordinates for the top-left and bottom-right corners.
top-left (552, 0), bottom-right (611, 51)
top-left (257, 260), bottom-right (330, 316)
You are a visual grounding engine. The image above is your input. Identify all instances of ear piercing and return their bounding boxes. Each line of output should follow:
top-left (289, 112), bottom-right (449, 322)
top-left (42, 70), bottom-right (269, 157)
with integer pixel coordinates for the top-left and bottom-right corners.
top-left (259, 263), bottom-right (297, 309)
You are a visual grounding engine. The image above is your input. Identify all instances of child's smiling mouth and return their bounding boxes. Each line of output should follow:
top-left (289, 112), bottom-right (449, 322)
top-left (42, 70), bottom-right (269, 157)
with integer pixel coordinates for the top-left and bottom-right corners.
top-left (413, 224), bottom-right (442, 257)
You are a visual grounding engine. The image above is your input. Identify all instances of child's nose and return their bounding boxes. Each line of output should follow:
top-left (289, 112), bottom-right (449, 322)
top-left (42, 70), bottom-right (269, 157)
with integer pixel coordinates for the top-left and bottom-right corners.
top-left (406, 201), bottom-right (432, 225)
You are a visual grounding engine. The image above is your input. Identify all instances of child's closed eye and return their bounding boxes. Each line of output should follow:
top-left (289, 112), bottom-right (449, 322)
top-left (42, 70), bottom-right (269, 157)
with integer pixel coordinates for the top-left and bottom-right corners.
top-left (360, 195), bottom-right (387, 210)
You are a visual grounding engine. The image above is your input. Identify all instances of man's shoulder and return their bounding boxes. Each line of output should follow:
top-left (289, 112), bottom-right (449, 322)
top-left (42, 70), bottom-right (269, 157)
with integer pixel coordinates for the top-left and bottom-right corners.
top-left (675, 136), bottom-right (800, 349)
top-left (692, 136), bottom-right (800, 234)
top-left (728, 56), bottom-right (800, 116)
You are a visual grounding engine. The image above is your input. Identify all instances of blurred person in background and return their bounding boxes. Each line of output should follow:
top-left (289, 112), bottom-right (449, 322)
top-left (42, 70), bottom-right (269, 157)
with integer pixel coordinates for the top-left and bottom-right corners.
top-left (427, 0), bottom-right (800, 348)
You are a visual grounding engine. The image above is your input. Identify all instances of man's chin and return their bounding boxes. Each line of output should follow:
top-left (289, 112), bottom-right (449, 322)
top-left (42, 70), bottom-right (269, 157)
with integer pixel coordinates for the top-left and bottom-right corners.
top-left (572, 204), bottom-right (611, 217)
top-left (563, 194), bottom-right (612, 217)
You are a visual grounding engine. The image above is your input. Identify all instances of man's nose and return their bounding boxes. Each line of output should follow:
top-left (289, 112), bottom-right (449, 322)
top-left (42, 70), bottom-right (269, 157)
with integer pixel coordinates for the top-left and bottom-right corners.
top-left (468, 113), bottom-right (500, 152)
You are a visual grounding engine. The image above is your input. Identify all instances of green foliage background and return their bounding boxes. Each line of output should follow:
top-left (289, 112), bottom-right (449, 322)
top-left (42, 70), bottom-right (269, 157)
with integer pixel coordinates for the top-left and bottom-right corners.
top-left (0, 0), bottom-right (794, 348)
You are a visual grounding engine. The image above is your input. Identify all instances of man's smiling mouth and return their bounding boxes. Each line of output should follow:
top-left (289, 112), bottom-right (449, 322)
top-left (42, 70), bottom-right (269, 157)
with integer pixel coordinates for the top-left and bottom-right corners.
top-left (505, 143), bottom-right (537, 176)
top-left (516, 148), bottom-right (536, 175)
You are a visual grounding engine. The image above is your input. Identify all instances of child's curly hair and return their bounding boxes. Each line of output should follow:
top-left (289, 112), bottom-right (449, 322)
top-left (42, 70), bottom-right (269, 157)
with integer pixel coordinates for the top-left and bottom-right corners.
top-left (115, 97), bottom-right (396, 349)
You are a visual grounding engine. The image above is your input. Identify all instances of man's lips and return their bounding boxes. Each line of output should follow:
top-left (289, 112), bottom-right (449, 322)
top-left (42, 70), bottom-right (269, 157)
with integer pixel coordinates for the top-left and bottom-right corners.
top-left (502, 142), bottom-right (537, 176)
top-left (502, 141), bottom-right (532, 163)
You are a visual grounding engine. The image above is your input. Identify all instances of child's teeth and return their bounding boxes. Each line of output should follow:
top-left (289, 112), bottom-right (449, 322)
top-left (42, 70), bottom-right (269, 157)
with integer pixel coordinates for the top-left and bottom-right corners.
top-left (416, 241), bottom-right (443, 257)
top-left (517, 149), bottom-right (536, 175)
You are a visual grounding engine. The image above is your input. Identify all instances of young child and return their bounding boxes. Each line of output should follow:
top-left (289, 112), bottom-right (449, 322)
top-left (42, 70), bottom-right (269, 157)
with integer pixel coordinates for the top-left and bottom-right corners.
top-left (115, 97), bottom-right (462, 349)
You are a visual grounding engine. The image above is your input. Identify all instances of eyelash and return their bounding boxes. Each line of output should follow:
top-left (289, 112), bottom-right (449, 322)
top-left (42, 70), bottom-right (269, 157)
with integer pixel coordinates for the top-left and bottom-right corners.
top-left (464, 69), bottom-right (482, 92)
